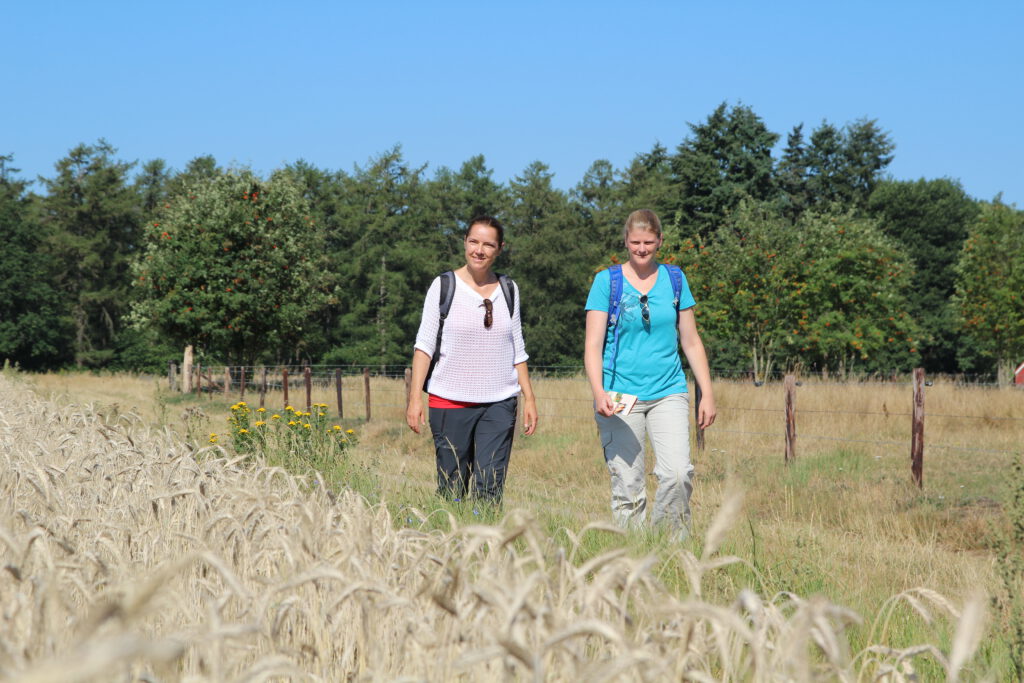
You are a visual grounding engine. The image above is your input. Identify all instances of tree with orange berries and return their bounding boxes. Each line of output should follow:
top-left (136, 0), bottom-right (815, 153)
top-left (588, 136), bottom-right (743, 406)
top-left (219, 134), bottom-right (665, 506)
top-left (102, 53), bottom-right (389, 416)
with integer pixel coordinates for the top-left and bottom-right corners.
top-left (131, 168), bottom-right (327, 365)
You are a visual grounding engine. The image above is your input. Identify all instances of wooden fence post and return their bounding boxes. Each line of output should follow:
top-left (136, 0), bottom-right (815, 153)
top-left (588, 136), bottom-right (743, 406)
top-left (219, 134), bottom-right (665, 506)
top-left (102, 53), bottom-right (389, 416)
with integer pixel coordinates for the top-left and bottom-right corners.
top-left (259, 367), bottom-right (267, 409)
top-left (168, 361), bottom-right (177, 392)
top-left (404, 368), bottom-right (412, 408)
top-left (183, 345), bottom-right (193, 393)
top-left (282, 368), bottom-right (289, 409)
top-left (363, 368), bottom-right (371, 422)
top-left (194, 363), bottom-right (201, 395)
top-left (304, 365), bottom-right (312, 413)
top-left (239, 366), bottom-right (246, 401)
top-left (911, 367), bottom-right (925, 488)
top-left (223, 366), bottom-right (231, 398)
top-left (784, 374), bottom-right (797, 463)
top-left (335, 369), bottom-right (344, 419)
top-left (694, 381), bottom-right (705, 454)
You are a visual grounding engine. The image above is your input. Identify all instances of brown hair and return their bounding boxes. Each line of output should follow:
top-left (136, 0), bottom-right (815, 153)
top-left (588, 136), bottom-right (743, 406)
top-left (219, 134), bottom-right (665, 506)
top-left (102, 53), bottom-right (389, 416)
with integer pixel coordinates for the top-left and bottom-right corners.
top-left (466, 215), bottom-right (504, 245)
top-left (623, 209), bottom-right (662, 239)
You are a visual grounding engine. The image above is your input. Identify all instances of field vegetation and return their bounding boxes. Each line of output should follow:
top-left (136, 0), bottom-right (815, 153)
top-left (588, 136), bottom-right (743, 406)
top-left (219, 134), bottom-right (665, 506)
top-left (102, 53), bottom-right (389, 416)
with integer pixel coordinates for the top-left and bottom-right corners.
top-left (6, 369), bottom-right (1021, 679)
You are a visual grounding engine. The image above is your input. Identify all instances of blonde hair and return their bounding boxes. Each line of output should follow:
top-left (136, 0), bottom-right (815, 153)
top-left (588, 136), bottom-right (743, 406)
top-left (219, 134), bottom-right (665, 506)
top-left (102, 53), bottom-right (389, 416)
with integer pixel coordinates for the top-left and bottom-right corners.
top-left (623, 209), bottom-right (662, 239)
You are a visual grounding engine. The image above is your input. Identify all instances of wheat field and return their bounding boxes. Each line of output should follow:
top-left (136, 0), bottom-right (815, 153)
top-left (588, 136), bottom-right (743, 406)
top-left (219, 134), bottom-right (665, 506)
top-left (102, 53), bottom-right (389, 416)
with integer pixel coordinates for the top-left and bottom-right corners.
top-left (5, 371), bottom-right (1016, 680)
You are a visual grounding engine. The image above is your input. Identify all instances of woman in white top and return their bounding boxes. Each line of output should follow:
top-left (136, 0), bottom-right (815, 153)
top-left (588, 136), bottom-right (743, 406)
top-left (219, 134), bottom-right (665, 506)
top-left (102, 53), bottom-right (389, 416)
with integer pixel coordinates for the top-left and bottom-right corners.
top-left (407, 216), bottom-right (538, 503)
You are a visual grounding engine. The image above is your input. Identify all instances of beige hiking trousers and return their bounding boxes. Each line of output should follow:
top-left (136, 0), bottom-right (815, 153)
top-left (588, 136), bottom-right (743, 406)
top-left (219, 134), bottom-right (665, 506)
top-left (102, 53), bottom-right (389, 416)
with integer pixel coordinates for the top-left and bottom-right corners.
top-left (596, 393), bottom-right (694, 539)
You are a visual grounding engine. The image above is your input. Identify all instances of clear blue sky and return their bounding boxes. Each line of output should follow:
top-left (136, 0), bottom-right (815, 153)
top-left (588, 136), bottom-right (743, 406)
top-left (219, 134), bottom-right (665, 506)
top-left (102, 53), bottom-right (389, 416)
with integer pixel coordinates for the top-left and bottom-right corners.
top-left (5, 0), bottom-right (1021, 205)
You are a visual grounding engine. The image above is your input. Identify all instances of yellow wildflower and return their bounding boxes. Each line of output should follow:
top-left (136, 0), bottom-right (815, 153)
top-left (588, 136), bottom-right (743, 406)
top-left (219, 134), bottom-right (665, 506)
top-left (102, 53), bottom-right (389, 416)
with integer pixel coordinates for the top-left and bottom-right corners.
top-left (257, 407), bottom-right (266, 413)
top-left (239, 401), bottom-right (247, 406)
top-left (288, 420), bottom-right (297, 426)
top-left (238, 428), bottom-right (249, 434)
top-left (254, 421), bottom-right (266, 427)
top-left (303, 423), bottom-right (311, 429)
top-left (346, 429), bottom-right (355, 435)
top-left (285, 405), bottom-right (294, 412)
top-left (272, 414), bottom-right (281, 420)
top-left (332, 425), bottom-right (341, 431)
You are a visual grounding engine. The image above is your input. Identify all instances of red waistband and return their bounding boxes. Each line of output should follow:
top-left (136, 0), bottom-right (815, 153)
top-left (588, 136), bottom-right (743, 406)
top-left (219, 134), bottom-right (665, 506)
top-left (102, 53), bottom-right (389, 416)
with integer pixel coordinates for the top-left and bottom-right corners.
top-left (428, 394), bottom-right (481, 409)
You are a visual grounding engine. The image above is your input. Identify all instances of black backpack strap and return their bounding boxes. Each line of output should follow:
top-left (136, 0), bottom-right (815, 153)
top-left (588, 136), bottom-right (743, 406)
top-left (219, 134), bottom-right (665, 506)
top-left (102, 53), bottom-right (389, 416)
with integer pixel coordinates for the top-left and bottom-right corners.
top-left (423, 271), bottom-right (455, 391)
top-left (496, 273), bottom-right (516, 318)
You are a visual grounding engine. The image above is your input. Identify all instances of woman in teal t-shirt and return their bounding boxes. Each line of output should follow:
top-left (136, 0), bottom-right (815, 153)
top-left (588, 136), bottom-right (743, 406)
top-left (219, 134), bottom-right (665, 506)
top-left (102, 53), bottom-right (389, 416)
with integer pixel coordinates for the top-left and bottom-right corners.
top-left (584, 209), bottom-right (717, 539)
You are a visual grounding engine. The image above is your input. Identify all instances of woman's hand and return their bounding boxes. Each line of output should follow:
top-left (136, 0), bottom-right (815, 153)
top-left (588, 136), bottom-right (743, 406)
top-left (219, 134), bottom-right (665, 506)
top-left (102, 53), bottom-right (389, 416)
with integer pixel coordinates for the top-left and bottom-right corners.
top-left (696, 392), bottom-right (717, 430)
top-left (594, 390), bottom-right (617, 417)
top-left (522, 396), bottom-right (538, 436)
top-left (406, 395), bottom-right (425, 434)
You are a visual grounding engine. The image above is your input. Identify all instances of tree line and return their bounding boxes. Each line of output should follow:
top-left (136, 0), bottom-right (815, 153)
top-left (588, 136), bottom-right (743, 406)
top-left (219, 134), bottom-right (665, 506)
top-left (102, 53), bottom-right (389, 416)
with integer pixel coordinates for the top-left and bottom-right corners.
top-left (2, 102), bottom-right (1021, 380)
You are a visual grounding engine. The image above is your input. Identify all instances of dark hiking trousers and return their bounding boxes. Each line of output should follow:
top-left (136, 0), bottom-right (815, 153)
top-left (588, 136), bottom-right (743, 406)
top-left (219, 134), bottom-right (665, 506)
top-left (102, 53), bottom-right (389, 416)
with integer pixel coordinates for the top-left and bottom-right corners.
top-left (428, 396), bottom-right (517, 503)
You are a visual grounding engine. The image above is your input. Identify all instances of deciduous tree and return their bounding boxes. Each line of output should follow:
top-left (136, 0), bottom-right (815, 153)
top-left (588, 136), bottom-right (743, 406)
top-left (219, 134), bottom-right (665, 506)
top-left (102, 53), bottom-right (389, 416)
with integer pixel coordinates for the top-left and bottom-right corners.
top-left (953, 200), bottom-right (1024, 381)
top-left (868, 178), bottom-right (979, 372)
top-left (131, 168), bottom-right (326, 365)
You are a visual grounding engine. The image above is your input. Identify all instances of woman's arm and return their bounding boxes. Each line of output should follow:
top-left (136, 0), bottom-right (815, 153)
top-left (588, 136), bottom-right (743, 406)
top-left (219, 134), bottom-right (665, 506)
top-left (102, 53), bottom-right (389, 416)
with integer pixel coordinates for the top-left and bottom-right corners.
top-left (515, 361), bottom-right (538, 436)
top-left (585, 309), bottom-right (616, 416)
top-left (677, 308), bottom-right (716, 429)
top-left (405, 348), bottom-right (431, 433)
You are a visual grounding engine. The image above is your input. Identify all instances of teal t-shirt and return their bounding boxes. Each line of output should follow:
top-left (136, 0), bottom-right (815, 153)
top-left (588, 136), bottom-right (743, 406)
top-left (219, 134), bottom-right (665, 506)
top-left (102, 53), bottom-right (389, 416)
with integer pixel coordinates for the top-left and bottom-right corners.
top-left (585, 266), bottom-right (696, 401)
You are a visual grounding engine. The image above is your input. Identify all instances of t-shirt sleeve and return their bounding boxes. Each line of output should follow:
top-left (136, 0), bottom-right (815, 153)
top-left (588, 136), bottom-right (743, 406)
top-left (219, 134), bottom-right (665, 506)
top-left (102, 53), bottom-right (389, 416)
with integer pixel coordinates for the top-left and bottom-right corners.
top-left (585, 269), bottom-right (611, 312)
top-left (414, 276), bottom-right (442, 355)
top-left (678, 270), bottom-right (696, 310)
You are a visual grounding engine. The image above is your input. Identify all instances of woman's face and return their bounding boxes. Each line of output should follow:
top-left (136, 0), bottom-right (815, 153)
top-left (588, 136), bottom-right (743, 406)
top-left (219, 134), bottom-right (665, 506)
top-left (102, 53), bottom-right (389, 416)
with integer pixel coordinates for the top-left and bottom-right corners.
top-left (625, 227), bottom-right (662, 268)
top-left (464, 223), bottom-right (502, 273)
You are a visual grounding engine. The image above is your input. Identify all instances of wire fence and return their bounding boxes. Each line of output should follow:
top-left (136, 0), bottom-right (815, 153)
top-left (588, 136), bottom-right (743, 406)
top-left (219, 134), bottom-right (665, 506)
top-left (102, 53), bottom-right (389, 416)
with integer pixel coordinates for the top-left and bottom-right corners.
top-left (168, 362), bottom-right (1024, 469)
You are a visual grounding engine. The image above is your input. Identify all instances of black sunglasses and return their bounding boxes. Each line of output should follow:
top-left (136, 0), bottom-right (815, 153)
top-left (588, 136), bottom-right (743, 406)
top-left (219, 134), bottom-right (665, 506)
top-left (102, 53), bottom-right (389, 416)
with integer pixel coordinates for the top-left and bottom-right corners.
top-left (639, 294), bottom-right (650, 322)
top-left (483, 299), bottom-right (493, 328)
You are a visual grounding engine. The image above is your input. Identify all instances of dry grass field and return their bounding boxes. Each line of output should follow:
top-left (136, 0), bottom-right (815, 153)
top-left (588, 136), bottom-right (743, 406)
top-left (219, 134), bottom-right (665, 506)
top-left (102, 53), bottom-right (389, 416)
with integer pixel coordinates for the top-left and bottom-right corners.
top-left (8, 369), bottom-right (1023, 680)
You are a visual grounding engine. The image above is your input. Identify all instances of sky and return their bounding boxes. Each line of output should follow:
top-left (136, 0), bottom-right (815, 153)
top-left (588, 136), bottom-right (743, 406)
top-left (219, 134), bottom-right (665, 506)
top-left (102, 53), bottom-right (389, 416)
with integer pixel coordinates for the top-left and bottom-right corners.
top-left (4, 0), bottom-right (1022, 205)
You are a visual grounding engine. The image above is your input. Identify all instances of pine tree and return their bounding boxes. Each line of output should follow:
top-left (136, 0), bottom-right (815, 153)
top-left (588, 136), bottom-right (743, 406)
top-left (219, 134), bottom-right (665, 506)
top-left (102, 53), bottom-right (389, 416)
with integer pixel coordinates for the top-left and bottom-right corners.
top-left (39, 141), bottom-right (141, 367)
top-left (0, 155), bottom-right (71, 368)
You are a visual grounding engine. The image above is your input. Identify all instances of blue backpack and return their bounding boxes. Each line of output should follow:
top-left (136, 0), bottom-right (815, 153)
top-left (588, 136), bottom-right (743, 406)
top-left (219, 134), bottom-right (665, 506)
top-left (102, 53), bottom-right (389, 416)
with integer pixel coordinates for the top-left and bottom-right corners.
top-left (603, 263), bottom-right (684, 377)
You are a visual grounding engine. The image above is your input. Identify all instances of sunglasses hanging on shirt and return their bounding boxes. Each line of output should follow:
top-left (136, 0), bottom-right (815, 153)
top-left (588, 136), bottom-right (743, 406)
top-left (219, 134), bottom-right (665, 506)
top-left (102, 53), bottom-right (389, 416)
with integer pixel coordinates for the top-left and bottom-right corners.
top-left (483, 299), bottom-right (493, 329)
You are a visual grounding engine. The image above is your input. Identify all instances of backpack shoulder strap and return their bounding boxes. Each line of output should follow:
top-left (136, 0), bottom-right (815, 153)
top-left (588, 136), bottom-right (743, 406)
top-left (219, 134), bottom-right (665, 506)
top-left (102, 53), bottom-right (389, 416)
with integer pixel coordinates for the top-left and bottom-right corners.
top-left (438, 270), bottom-right (456, 319)
top-left (663, 264), bottom-right (683, 312)
top-left (607, 264), bottom-right (624, 325)
top-left (496, 273), bottom-right (515, 317)
top-left (424, 271), bottom-right (455, 391)
top-left (603, 265), bottom-right (624, 376)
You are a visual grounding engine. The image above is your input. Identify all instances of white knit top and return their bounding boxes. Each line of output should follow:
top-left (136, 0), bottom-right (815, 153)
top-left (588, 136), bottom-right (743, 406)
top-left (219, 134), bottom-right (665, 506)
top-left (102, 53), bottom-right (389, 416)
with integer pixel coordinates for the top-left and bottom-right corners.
top-left (414, 274), bottom-right (529, 403)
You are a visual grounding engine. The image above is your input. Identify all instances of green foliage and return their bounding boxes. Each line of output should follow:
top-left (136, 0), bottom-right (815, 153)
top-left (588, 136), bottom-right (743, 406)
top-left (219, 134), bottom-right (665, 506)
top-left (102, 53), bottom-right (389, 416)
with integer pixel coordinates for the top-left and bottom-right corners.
top-left (39, 140), bottom-right (141, 367)
top-left (1, 101), bottom-right (993, 374)
top-left (952, 200), bottom-right (1024, 378)
top-left (669, 102), bottom-right (780, 239)
top-left (671, 203), bottom-right (921, 378)
top-left (0, 156), bottom-right (72, 369)
top-left (324, 148), bottom-right (450, 367)
top-left (131, 168), bottom-right (327, 364)
top-left (869, 178), bottom-right (979, 372)
top-left (505, 162), bottom-right (600, 365)
top-left (781, 118), bottom-right (894, 215)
